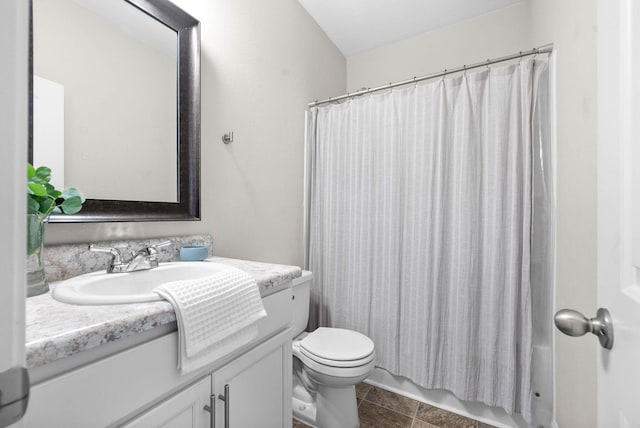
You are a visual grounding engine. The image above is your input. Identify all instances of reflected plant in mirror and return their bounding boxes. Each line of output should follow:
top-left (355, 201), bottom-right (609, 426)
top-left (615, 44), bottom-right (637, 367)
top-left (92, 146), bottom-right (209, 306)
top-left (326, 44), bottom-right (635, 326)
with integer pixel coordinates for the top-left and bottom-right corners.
top-left (27, 163), bottom-right (85, 297)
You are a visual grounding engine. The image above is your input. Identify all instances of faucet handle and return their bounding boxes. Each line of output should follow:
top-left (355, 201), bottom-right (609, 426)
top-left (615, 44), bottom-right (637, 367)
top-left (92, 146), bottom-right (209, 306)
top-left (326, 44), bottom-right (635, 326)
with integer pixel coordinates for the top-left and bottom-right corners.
top-left (88, 245), bottom-right (123, 261)
top-left (145, 241), bottom-right (172, 269)
top-left (147, 240), bottom-right (172, 255)
top-left (88, 245), bottom-right (124, 273)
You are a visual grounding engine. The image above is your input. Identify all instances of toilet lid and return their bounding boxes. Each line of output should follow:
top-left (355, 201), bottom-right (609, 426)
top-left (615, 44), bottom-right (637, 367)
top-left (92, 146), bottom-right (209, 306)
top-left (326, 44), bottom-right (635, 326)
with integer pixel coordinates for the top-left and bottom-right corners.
top-left (300, 328), bottom-right (374, 363)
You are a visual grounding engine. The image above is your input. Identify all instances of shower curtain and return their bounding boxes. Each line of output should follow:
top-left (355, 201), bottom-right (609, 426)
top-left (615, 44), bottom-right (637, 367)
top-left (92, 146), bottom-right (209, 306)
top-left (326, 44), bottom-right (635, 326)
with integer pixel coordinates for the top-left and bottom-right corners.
top-left (306, 59), bottom-right (550, 422)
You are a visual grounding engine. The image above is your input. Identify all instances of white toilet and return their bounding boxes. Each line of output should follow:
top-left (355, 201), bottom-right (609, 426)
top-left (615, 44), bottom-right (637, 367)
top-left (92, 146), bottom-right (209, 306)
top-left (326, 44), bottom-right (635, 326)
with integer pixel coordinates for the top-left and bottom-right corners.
top-left (291, 271), bottom-right (376, 428)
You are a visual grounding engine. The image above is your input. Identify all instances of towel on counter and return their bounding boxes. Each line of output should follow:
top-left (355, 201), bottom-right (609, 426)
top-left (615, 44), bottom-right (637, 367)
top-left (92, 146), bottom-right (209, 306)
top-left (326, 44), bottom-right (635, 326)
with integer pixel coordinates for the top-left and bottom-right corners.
top-left (154, 264), bottom-right (267, 374)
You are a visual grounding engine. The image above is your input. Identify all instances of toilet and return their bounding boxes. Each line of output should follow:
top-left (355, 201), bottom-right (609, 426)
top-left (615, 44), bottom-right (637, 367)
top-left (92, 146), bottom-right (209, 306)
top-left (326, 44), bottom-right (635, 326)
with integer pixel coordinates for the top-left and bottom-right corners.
top-left (291, 271), bottom-right (376, 428)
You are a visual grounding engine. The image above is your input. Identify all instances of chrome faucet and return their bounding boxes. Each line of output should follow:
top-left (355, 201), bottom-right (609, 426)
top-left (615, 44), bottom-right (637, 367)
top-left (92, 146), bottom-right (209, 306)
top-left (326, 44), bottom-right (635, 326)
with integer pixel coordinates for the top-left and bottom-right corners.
top-left (89, 240), bottom-right (172, 273)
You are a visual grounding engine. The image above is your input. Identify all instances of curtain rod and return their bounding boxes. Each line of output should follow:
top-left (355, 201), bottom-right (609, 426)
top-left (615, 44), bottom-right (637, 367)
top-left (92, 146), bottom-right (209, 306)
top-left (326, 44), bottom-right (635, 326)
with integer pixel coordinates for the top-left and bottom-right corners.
top-left (308, 44), bottom-right (553, 107)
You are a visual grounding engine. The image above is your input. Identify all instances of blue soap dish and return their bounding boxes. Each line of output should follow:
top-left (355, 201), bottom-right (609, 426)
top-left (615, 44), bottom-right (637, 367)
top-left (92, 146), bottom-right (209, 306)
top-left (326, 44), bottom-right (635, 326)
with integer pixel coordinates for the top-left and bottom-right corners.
top-left (179, 246), bottom-right (209, 261)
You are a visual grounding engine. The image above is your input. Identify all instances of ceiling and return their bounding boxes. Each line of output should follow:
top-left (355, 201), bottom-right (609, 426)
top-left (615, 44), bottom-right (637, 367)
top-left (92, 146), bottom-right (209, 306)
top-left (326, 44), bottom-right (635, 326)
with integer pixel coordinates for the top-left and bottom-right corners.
top-left (298, 0), bottom-right (524, 56)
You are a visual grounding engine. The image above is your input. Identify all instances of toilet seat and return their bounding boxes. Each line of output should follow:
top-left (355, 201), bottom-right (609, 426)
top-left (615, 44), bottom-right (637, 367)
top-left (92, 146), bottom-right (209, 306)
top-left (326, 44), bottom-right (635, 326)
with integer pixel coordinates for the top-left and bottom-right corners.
top-left (294, 345), bottom-right (376, 379)
top-left (299, 328), bottom-right (375, 368)
top-left (293, 328), bottom-right (376, 378)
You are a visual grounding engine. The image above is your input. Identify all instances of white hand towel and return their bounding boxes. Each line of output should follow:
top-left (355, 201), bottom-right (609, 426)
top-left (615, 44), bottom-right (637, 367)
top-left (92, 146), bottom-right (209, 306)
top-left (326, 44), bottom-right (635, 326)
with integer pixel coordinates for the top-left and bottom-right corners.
top-left (154, 264), bottom-right (267, 374)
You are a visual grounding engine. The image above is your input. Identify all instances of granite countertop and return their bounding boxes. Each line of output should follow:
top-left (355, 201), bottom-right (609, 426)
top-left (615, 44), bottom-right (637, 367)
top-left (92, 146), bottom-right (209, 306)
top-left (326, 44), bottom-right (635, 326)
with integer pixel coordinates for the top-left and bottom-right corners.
top-left (26, 257), bottom-right (301, 369)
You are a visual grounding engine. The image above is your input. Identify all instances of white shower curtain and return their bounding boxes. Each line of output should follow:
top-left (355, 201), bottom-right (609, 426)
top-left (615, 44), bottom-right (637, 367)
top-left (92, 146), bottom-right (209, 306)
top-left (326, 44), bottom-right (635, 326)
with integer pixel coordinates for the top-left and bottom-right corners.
top-left (307, 59), bottom-right (550, 422)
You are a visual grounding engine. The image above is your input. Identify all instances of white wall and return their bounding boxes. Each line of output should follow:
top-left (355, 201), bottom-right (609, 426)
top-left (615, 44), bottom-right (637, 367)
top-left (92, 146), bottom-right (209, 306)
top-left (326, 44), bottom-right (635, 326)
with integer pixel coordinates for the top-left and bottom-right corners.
top-left (45, 0), bottom-right (346, 267)
top-left (347, 3), bottom-right (531, 92)
top-left (529, 1), bottom-right (599, 426)
top-left (345, 1), bottom-right (599, 426)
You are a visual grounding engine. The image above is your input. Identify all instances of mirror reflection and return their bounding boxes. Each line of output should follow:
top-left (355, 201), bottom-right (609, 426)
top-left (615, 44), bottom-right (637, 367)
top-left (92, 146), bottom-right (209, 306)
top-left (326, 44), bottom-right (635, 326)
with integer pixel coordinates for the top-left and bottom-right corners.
top-left (33, 0), bottom-right (178, 203)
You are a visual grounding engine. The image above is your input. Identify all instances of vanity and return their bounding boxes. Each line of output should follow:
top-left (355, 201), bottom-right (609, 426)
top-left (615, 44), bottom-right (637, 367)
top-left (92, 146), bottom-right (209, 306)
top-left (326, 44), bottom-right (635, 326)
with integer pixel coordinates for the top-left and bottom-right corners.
top-left (23, 250), bottom-right (299, 428)
top-left (24, 1), bottom-right (298, 426)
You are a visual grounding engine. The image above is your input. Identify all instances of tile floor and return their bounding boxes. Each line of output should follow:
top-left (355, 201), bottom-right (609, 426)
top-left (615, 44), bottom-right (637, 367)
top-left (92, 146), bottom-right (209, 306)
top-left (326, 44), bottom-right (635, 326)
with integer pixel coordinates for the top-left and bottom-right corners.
top-left (292, 383), bottom-right (496, 428)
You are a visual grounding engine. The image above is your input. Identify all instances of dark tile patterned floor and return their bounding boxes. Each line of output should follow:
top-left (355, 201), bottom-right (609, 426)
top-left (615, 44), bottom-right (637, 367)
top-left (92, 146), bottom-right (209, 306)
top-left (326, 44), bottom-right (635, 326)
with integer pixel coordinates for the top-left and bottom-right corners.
top-left (293, 382), bottom-right (496, 428)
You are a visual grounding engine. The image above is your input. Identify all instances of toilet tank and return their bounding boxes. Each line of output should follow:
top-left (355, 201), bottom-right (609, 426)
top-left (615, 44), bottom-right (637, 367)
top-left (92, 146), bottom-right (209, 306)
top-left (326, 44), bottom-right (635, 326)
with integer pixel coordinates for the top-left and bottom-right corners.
top-left (291, 271), bottom-right (313, 336)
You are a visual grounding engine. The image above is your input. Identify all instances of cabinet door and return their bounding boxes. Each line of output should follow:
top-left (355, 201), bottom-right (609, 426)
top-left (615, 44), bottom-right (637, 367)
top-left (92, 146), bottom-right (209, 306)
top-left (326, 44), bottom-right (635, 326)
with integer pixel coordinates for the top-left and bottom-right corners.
top-left (123, 376), bottom-right (212, 428)
top-left (212, 330), bottom-right (292, 428)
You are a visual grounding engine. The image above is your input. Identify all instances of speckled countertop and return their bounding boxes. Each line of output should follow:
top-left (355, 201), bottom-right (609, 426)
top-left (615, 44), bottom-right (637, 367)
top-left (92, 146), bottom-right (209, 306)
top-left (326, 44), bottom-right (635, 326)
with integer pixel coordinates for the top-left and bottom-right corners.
top-left (26, 257), bottom-right (301, 369)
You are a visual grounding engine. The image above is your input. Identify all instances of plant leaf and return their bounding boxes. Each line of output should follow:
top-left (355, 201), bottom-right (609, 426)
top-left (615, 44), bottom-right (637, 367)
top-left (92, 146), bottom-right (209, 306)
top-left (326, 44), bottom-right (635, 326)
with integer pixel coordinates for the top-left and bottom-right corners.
top-left (34, 166), bottom-right (52, 184)
top-left (62, 187), bottom-right (86, 203)
top-left (27, 163), bottom-right (36, 180)
top-left (60, 196), bottom-right (83, 214)
top-left (38, 198), bottom-right (55, 216)
top-left (28, 182), bottom-right (47, 196)
top-left (44, 183), bottom-right (61, 199)
top-left (27, 164), bottom-right (85, 217)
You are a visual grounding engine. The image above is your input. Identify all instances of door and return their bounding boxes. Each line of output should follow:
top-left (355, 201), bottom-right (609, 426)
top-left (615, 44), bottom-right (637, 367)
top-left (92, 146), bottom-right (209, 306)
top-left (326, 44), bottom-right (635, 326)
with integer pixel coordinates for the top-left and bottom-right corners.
top-left (0, 1), bottom-right (29, 427)
top-left (597, 0), bottom-right (640, 426)
top-left (212, 330), bottom-right (292, 428)
top-left (123, 376), bottom-right (212, 428)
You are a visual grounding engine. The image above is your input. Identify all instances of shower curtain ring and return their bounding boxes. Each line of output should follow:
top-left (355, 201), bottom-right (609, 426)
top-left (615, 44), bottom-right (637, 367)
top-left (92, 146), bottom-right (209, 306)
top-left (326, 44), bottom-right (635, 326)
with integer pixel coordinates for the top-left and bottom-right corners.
top-left (486, 59), bottom-right (491, 71)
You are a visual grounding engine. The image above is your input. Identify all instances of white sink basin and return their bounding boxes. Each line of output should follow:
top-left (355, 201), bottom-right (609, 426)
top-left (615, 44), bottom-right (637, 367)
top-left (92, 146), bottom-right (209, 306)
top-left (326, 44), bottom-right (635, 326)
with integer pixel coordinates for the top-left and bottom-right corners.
top-left (52, 261), bottom-right (227, 305)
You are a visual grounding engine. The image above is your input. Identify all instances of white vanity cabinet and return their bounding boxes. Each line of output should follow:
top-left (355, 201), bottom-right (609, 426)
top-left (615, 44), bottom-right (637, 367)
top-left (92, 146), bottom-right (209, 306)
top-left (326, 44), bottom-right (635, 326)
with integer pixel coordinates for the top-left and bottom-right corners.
top-left (24, 287), bottom-right (293, 428)
top-left (122, 329), bottom-right (292, 428)
top-left (211, 329), bottom-right (292, 428)
top-left (123, 376), bottom-right (212, 428)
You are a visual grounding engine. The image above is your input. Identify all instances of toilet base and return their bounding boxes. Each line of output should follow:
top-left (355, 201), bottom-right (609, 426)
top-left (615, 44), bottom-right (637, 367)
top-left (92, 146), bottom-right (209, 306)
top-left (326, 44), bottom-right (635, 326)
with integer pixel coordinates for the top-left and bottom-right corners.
top-left (292, 395), bottom-right (317, 427)
top-left (316, 384), bottom-right (359, 428)
top-left (292, 383), bottom-right (359, 428)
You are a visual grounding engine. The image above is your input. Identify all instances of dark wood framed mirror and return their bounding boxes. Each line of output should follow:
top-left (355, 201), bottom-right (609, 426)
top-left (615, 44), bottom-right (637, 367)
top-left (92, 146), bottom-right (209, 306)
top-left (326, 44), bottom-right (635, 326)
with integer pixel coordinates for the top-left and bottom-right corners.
top-left (29, 0), bottom-right (201, 222)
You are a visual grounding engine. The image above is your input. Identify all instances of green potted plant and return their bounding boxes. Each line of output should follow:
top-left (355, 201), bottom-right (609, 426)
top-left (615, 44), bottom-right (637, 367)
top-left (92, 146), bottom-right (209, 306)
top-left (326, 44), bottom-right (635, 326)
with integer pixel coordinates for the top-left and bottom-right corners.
top-left (27, 163), bottom-right (85, 297)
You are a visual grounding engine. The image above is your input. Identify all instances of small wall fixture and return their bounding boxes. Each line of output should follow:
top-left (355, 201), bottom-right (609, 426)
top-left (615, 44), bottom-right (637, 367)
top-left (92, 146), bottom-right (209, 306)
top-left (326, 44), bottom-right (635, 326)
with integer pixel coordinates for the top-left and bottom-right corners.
top-left (222, 132), bottom-right (234, 144)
